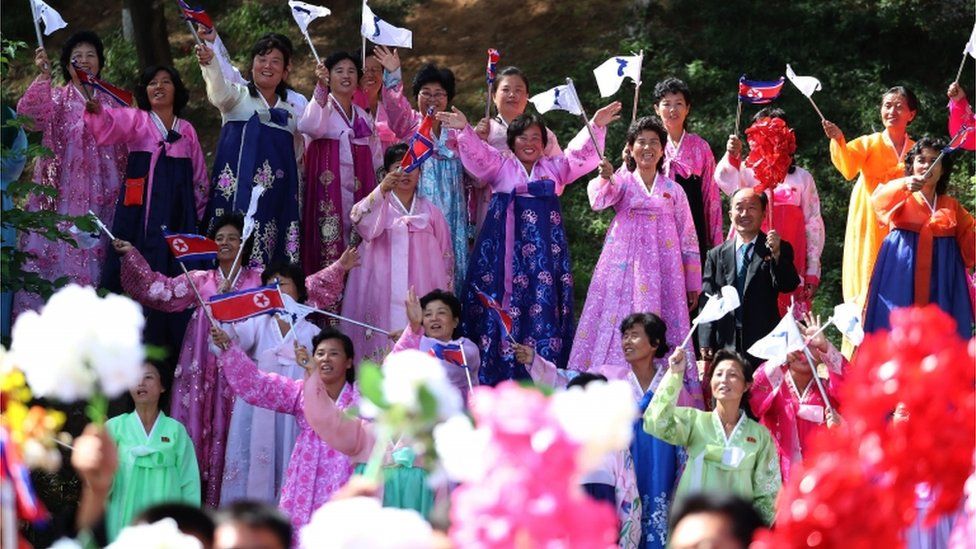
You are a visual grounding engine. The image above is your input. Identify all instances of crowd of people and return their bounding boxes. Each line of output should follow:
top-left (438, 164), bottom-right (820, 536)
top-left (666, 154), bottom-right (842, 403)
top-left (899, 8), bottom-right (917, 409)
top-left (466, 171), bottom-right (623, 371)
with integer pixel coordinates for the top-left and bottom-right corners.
top-left (4, 18), bottom-right (974, 549)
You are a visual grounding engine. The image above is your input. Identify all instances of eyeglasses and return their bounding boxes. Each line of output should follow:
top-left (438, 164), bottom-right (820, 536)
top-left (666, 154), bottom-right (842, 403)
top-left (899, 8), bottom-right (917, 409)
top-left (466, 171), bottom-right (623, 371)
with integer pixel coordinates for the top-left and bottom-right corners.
top-left (419, 90), bottom-right (448, 100)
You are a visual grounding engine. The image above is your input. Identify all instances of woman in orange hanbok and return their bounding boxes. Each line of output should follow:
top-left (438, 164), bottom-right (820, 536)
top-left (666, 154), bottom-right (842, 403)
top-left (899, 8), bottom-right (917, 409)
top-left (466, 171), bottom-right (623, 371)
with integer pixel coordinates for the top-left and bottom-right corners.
top-left (863, 137), bottom-right (974, 339)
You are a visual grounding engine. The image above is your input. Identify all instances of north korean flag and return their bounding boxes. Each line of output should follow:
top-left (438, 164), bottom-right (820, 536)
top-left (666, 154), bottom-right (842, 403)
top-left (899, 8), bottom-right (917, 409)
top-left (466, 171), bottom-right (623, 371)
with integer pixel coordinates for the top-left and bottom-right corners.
top-left (177, 0), bottom-right (214, 29)
top-left (474, 287), bottom-right (513, 339)
top-left (73, 62), bottom-right (133, 106)
top-left (429, 341), bottom-right (466, 368)
top-left (400, 110), bottom-right (435, 173)
top-left (207, 284), bottom-right (284, 322)
top-left (164, 229), bottom-right (219, 262)
top-left (738, 75), bottom-right (785, 105)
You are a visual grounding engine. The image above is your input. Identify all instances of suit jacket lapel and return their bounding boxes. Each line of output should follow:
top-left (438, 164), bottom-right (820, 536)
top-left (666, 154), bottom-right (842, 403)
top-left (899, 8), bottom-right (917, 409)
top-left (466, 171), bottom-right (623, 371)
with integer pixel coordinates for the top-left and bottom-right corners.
top-left (743, 232), bottom-right (767, 291)
top-left (722, 240), bottom-right (737, 287)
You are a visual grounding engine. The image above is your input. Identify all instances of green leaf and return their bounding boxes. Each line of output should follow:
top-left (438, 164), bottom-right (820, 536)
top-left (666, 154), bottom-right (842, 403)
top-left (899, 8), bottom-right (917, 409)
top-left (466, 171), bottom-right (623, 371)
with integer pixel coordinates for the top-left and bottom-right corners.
top-left (357, 363), bottom-right (388, 408)
top-left (417, 385), bottom-right (438, 422)
top-left (85, 393), bottom-right (108, 426)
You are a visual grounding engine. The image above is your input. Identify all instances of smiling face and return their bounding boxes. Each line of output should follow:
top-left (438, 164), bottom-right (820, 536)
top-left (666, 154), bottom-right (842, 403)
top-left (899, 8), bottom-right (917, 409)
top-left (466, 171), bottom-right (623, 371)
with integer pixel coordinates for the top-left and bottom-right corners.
top-left (910, 146), bottom-right (942, 188)
top-left (418, 82), bottom-right (449, 115)
top-left (729, 189), bottom-right (764, 238)
top-left (251, 48), bottom-right (288, 94)
top-left (494, 74), bottom-right (528, 120)
top-left (329, 58), bottom-right (359, 98)
top-left (146, 69), bottom-right (175, 111)
top-left (620, 325), bottom-right (657, 364)
top-left (513, 124), bottom-right (544, 165)
top-left (631, 130), bottom-right (664, 172)
top-left (270, 274), bottom-right (299, 301)
top-left (313, 338), bottom-right (353, 385)
top-left (422, 299), bottom-right (458, 341)
top-left (654, 91), bottom-right (689, 134)
top-left (70, 42), bottom-right (100, 77)
top-left (710, 359), bottom-right (750, 404)
top-left (360, 56), bottom-right (382, 97)
top-left (214, 224), bottom-right (243, 263)
top-left (130, 363), bottom-right (164, 406)
top-left (880, 92), bottom-right (916, 130)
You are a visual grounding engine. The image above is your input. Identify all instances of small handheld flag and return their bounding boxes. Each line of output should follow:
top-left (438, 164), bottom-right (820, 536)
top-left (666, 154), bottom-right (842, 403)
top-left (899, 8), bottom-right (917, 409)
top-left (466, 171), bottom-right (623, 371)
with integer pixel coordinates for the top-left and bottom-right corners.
top-left (486, 48), bottom-right (500, 85)
top-left (921, 122), bottom-right (974, 179)
top-left (176, 0), bottom-right (214, 29)
top-left (747, 310), bottom-right (805, 368)
top-left (679, 286), bottom-right (741, 348)
top-left (208, 284), bottom-right (285, 323)
top-left (400, 110), bottom-right (435, 173)
top-left (786, 64), bottom-right (826, 121)
top-left (529, 83), bottom-right (583, 115)
top-left (29, 0), bottom-right (67, 42)
top-left (361, 0), bottom-right (413, 48)
top-left (87, 209), bottom-right (116, 241)
top-left (832, 302), bottom-right (864, 346)
top-left (72, 62), bottom-right (133, 106)
top-left (280, 293), bottom-right (391, 335)
top-left (592, 54), bottom-right (642, 98)
top-left (738, 75), bottom-right (785, 105)
top-left (474, 287), bottom-right (514, 341)
top-left (164, 230), bottom-right (219, 262)
top-left (429, 342), bottom-right (466, 368)
top-left (1, 428), bottom-right (50, 524)
top-left (289, 1), bottom-right (330, 63)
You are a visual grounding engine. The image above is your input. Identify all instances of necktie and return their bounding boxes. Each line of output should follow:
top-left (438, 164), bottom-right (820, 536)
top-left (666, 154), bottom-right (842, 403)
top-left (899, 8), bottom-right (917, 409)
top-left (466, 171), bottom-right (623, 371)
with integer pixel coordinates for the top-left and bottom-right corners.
top-left (735, 242), bottom-right (754, 300)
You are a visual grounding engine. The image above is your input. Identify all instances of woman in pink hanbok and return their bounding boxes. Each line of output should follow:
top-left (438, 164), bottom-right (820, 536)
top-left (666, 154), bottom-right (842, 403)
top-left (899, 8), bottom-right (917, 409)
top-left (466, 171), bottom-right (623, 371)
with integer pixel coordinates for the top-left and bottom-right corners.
top-left (13, 31), bottom-right (127, 316)
top-left (214, 327), bottom-right (359, 547)
top-left (569, 116), bottom-right (701, 372)
top-left (749, 315), bottom-right (845, 481)
top-left (298, 51), bottom-right (382, 274)
top-left (714, 108), bottom-right (825, 318)
top-left (340, 145), bottom-right (454, 364)
top-left (353, 43), bottom-right (398, 152)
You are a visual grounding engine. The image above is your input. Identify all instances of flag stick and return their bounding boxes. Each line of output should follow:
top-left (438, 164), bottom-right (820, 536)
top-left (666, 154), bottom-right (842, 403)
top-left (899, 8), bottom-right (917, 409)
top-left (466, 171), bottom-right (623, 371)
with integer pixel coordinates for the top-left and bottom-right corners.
top-left (631, 50), bottom-right (643, 123)
top-left (275, 285), bottom-right (297, 342)
top-left (361, 36), bottom-right (367, 70)
top-left (303, 30), bottom-right (321, 64)
top-left (566, 78), bottom-right (604, 160)
top-left (185, 20), bottom-right (203, 46)
top-left (28, 0), bottom-right (45, 50)
top-left (800, 345), bottom-right (834, 415)
top-left (955, 53), bottom-right (967, 84)
top-left (734, 100), bottom-right (743, 135)
top-left (302, 304), bottom-right (391, 335)
top-left (226, 242), bottom-right (246, 290)
top-left (178, 261), bottom-right (219, 328)
top-left (805, 94), bottom-right (826, 121)
top-left (87, 210), bottom-right (116, 241)
top-left (680, 321), bottom-right (698, 350)
top-left (921, 124), bottom-right (968, 179)
top-left (485, 81), bottom-right (493, 121)
top-left (460, 343), bottom-right (474, 394)
top-left (803, 317), bottom-right (833, 345)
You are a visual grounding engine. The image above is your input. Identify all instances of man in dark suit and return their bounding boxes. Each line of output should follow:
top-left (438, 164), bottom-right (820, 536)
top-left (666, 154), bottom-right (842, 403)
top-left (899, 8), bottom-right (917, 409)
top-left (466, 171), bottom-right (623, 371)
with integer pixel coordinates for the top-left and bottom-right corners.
top-left (699, 188), bottom-right (800, 367)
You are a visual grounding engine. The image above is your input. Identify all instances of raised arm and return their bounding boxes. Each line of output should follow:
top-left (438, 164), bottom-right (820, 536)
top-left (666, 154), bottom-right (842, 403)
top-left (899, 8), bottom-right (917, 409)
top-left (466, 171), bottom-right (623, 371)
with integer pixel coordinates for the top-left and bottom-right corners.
top-left (380, 67), bottom-right (421, 139)
top-left (350, 183), bottom-right (395, 242)
top-left (870, 177), bottom-right (914, 225)
top-left (82, 105), bottom-right (146, 146)
top-left (555, 122), bottom-right (607, 190)
top-left (798, 169), bottom-right (825, 284)
top-left (119, 248), bottom-right (203, 313)
top-left (200, 54), bottom-right (245, 113)
top-left (643, 363), bottom-right (697, 448)
top-left (714, 151), bottom-right (745, 197)
top-left (438, 107), bottom-right (505, 183)
top-left (302, 375), bottom-right (374, 462)
top-left (218, 345), bottom-right (302, 414)
top-left (748, 361), bottom-right (787, 420)
top-left (586, 162), bottom-right (626, 211)
top-left (306, 250), bottom-right (356, 309)
top-left (297, 81), bottom-right (339, 139)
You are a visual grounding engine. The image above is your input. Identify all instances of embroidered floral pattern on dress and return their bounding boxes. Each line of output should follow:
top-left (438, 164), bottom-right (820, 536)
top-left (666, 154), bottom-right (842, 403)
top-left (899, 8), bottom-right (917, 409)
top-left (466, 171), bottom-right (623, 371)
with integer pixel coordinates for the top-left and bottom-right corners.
top-left (216, 164), bottom-right (237, 201)
top-left (253, 159), bottom-right (276, 189)
top-left (319, 169), bottom-right (335, 188)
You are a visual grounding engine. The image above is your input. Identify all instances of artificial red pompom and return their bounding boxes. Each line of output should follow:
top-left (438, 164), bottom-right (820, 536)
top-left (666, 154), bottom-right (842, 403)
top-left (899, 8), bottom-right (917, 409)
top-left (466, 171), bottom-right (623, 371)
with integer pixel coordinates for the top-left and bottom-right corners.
top-left (759, 306), bottom-right (975, 548)
top-left (745, 117), bottom-right (797, 193)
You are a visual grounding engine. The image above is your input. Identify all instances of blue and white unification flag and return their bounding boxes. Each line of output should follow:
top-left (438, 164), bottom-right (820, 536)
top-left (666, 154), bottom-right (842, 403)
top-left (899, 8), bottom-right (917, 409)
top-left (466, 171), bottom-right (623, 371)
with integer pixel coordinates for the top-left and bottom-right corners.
top-left (289, 1), bottom-right (331, 35)
top-left (529, 83), bottom-right (583, 115)
top-left (361, 0), bottom-right (412, 48)
top-left (592, 54), bottom-right (642, 97)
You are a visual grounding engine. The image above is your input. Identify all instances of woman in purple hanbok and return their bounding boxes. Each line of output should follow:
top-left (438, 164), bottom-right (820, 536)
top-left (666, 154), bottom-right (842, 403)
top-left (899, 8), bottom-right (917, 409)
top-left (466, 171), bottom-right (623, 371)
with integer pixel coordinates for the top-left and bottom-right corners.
top-left (437, 101), bottom-right (621, 384)
top-left (13, 32), bottom-right (126, 317)
top-left (569, 116), bottom-right (701, 372)
top-left (298, 51), bottom-right (382, 274)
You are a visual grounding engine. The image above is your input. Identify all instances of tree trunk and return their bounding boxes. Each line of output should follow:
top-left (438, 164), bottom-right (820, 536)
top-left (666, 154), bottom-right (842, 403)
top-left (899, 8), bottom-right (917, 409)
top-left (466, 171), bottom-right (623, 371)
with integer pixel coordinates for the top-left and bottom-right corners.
top-left (126, 0), bottom-right (173, 68)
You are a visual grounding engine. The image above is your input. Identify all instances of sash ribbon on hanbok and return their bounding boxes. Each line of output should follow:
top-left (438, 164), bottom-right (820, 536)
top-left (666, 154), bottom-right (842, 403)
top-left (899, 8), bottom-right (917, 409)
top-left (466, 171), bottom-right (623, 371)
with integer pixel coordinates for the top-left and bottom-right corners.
top-left (687, 443), bottom-right (746, 492)
top-left (129, 445), bottom-right (175, 468)
top-left (915, 206), bottom-right (958, 306)
top-left (390, 210), bottom-right (431, 323)
top-left (141, 125), bottom-right (183, 233)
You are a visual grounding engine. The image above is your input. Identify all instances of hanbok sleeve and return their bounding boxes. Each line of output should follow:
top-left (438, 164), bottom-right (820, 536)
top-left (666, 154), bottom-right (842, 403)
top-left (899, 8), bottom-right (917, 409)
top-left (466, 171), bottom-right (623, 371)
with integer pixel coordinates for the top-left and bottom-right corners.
top-left (798, 169), bottom-right (825, 283)
top-left (643, 370), bottom-right (697, 447)
top-left (673, 183), bottom-right (703, 292)
top-left (526, 354), bottom-right (575, 388)
top-left (175, 423), bottom-right (202, 505)
top-left (953, 199), bottom-right (976, 270)
top-left (870, 178), bottom-right (911, 225)
top-left (228, 317), bottom-right (260, 356)
top-left (392, 324), bottom-right (423, 353)
top-left (16, 76), bottom-right (55, 127)
top-left (303, 375), bottom-right (374, 462)
top-left (713, 152), bottom-right (744, 197)
top-left (82, 107), bottom-right (143, 146)
top-left (306, 259), bottom-right (348, 310)
top-left (120, 249), bottom-right (202, 313)
top-left (218, 345), bottom-right (302, 415)
top-left (829, 134), bottom-right (870, 182)
top-left (817, 342), bottom-right (846, 404)
top-left (297, 84), bottom-right (336, 139)
top-left (431, 206), bottom-right (456, 292)
top-left (455, 125), bottom-right (505, 184)
top-left (201, 61), bottom-right (244, 113)
top-left (350, 186), bottom-right (393, 242)
top-left (749, 361), bottom-right (787, 420)
top-left (380, 68), bottom-right (421, 140)
top-left (209, 34), bottom-right (248, 88)
top-left (700, 143), bottom-right (723, 247)
top-left (752, 427), bottom-right (783, 524)
top-left (948, 96), bottom-right (975, 151)
top-left (185, 124), bottom-right (210, 222)
top-left (553, 124), bottom-right (606, 191)
top-left (586, 168), bottom-right (626, 211)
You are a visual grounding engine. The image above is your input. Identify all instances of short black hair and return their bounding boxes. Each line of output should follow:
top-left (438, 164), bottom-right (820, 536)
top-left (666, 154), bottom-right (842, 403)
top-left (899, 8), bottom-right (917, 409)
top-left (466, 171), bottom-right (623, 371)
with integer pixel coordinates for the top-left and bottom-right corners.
top-left (653, 76), bottom-right (691, 106)
top-left (752, 107), bottom-right (786, 125)
top-left (247, 33), bottom-right (293, 102)
top-left (135, 65), bottom-right (190, 116)
top-left (625, 115), bottom-right (668, 173)
top-left (207, 212), bottom-right (253, 266)
top-left (705, 349), bottom-right (756, 417)
top-left (60, 30), bottom-right (105, 83)
top-left (214, 501), bottom-right (291, 549)
top-left (312, 327), bottom-right (356, 382)
top-left (384, 143), bottom-right (409, 172)
top-left (506, 113), bottom-right (549, 151)
top-left (496, 66), bottom-right (529, 91)
top-left (669, 492), bottom-right (767, 539)
top-left (412, 63), bottom-right (456, 103)
top-left (261, 262), bottom-right (307, 304)
top-left (567, 372), bottom-right (608, 389)
top-left (324, 50), bottom-right (362, 78)
top-left (730, 187), bottom-right (769, 212)
top-left (124, 358), bottom-right (175, 415)
top-left (619, 313), bottom-right (669, 358)
top-left (904, 136), bottom-right (955, 195)
top-left (134, 503), bottom-right (215, 546)
top-left (420, 288), bottom-right (462, 338)
top-left (884, 85), bottom-right (919, 116)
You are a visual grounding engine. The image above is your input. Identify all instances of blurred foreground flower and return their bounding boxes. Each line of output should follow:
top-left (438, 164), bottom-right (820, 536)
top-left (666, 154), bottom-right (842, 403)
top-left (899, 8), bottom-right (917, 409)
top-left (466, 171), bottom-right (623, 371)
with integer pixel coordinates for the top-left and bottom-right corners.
top-left (301, 496), bottom-right (434, 548)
